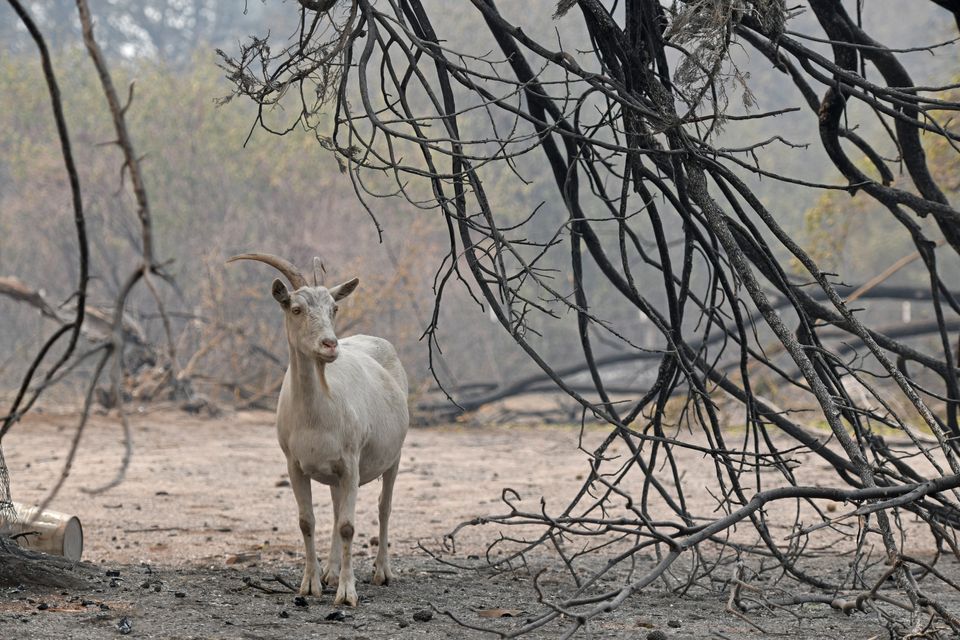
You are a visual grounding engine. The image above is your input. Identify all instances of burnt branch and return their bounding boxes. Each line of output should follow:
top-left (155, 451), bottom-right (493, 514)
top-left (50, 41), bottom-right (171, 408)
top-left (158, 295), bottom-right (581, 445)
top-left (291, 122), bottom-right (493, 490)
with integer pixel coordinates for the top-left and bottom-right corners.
top-left (225, 0), bottom-right (960, 635)
top-left (1, 0), bottom-right (177, 513)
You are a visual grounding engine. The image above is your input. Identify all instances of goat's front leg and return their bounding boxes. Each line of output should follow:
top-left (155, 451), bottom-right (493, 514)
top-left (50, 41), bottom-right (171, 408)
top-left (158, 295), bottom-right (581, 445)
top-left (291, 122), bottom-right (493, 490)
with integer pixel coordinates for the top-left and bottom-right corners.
top-left (333, 461), bottom-right (359, 607)
top-left (288, 459), bottom-right (322, 596)
top-left (321, 484), bottom-right (342, 586)
top-left (373, 458), bottom-right (400, 586)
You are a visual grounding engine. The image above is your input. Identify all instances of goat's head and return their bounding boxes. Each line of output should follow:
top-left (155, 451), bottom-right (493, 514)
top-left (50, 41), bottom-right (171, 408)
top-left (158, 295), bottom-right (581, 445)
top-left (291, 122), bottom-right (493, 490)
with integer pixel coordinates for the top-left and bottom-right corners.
top-left (227, 253), bottom-right (359, 363)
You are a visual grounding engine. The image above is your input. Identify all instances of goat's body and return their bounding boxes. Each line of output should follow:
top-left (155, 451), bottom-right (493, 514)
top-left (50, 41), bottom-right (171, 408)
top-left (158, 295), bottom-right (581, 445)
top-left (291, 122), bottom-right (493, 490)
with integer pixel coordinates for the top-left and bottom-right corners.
top-left (278, 335), bottom-right (408, 486)
top-left (278, 334), bottom-right (408, 605)
top-left (227, 253), bottom-right (408, 606)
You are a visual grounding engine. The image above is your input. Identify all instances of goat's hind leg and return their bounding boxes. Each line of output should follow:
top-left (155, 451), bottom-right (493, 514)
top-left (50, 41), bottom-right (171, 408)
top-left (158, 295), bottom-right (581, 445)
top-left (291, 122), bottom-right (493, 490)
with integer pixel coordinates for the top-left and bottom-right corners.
top-left (288, 460), bottom-right (322, 596)
top-left (321, 484), bottom-right (342, 587)
top-left (373, 459), bottom-right (400, 586)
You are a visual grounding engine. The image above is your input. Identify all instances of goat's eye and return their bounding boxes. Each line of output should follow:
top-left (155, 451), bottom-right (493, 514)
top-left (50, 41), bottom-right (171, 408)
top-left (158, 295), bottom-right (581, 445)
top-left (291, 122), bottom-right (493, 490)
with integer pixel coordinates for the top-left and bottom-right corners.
top-left (291, 306), bottom-right (302, 316)
top-left (333, 304), bottom-right (339, 316)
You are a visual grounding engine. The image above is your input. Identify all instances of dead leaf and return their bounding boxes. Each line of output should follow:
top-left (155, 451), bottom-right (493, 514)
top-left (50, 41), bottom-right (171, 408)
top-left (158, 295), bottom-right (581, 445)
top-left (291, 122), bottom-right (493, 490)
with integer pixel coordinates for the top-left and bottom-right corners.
top-left (477, 608), bottom-right (524, 618)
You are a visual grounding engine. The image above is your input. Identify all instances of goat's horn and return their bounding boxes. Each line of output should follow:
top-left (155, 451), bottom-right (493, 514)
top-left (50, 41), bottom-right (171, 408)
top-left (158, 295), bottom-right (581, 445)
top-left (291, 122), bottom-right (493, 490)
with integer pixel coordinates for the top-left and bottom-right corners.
top-left (312, 256), bottom-right (327, 286)
top-left (226, 253), bottom-right (308, 289)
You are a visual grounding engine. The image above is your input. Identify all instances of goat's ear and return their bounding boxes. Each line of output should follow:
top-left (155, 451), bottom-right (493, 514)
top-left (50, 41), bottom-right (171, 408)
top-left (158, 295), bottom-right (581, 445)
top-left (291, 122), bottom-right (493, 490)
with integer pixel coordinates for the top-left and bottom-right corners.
top-left (271, 278), bottom-right (291, 307)
top-left (330, 277), bottom-right (359, 301)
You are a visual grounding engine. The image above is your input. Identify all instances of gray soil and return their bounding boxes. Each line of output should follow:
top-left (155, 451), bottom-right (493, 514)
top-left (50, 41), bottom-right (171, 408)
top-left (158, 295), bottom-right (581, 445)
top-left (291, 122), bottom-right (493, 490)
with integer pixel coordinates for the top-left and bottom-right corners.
top-left (2, 409), bottom-right (958, 638)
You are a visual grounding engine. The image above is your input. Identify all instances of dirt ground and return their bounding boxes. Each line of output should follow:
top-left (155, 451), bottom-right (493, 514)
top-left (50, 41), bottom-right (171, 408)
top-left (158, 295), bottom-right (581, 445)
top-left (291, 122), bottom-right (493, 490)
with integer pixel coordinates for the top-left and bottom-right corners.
top-left (1, 409), bottom-right (958, 638)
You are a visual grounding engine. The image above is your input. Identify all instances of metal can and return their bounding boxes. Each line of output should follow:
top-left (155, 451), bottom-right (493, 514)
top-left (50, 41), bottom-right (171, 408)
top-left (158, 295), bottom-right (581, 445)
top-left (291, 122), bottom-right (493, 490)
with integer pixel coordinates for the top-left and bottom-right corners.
top-left (1, 503), bottom-right (84, 561)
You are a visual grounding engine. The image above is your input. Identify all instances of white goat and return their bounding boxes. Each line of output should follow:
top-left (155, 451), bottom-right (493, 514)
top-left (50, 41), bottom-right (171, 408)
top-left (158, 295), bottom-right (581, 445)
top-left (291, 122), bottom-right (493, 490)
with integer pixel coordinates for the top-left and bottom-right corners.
top-left (227, 253), bottom-right (408, 606)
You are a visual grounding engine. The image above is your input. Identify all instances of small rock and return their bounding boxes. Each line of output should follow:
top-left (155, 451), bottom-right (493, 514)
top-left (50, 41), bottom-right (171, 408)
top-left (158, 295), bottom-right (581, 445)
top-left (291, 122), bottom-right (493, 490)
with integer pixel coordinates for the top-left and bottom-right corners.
top-left (667, 620), bottom-right (681, 628)
top-left (105, 570), bottom-right (121, 577)
top-left (140, 581), bottom-right (151, 589)
top-left (370, 536), bottom-right (379, 546)
top-left (275, 479), bottom-right (290, 488)
top-left (326, 610), bottom-right (348, 622)
top-left (116, 617), bottom-right (132, 635)
top-left (174, 592), bottom-right (186, 598)
top-left (81, 599), bottom-right (96, 607)
top-left (398, 620), bottom-right (410, 629)
top-left (293, 596), bottom-right (308, 608)
top-left (278, 610), bottom-right (289, 619)
top-left (413, 609), bottom-right (433, 623)
top-left (153, 584), bottom-right (162, 593)
top-left (99, 603), bottom-right (110, 611)
top-left (36, 603), bottom-right (48, 611)
top-left (155, 490), bottom-right (170, 496)
top-left (646, 632), bottom-right (667, 640)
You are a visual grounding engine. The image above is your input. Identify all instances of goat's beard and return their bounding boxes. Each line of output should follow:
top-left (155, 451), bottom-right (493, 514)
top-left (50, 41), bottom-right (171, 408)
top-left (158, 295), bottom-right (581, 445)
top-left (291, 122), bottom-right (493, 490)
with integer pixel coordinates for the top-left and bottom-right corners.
top-left (314, 356), bottom-right (331, 394)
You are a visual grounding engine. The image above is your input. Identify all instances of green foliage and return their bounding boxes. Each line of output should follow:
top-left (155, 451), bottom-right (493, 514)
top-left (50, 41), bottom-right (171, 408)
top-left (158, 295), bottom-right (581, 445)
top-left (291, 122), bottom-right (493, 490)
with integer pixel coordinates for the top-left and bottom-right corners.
top-left (796, 124), bottom-right (958, 283)
top-left (927, 82), bottom-right (960, 199)
top-left (0, 49), bottom-right (357, 288)
top-left (0, 48), bottom-right (529, 395)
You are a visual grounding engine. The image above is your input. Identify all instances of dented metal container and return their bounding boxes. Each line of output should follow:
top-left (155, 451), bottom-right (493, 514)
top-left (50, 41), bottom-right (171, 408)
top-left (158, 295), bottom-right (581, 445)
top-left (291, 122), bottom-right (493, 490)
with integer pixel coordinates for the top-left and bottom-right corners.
top-left (1, 503), bottom-right (83, 561)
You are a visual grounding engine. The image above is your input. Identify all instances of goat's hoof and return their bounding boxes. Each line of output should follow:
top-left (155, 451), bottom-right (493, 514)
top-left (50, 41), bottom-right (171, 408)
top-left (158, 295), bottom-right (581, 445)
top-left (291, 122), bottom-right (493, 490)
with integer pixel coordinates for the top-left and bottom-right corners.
top-left (300, 565), bottom-right (323, 595)
top-left (372, 566), bottom-right (392, 586)
top-left (334, 585), bottom-right (358, 607)
top-left (321, 570), bottom-right (340, 587)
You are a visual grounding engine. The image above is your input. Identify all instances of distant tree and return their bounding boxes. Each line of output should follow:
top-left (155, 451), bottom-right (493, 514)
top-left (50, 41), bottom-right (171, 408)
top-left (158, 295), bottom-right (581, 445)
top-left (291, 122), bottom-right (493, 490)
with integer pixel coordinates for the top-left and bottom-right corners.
top-left (0, 0), bottom-right (287, 64)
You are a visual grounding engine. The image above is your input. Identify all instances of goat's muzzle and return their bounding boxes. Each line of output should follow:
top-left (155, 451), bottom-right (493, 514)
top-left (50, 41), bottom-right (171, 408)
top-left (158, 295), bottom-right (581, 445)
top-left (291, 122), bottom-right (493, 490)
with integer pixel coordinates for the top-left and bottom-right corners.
top-left (316, 338), bottom-right (339, 363)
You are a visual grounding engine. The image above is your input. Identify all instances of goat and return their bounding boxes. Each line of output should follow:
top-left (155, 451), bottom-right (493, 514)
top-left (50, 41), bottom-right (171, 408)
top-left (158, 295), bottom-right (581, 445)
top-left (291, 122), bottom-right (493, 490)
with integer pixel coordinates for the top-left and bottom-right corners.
top-left (227, 253), bottom-right (408, 606)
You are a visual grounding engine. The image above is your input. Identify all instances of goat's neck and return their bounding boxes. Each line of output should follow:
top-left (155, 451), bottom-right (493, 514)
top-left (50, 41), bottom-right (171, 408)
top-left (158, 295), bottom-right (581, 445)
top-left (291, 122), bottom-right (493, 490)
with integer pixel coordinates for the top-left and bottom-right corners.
top-left (287, 345), bottom-right (330, 398)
